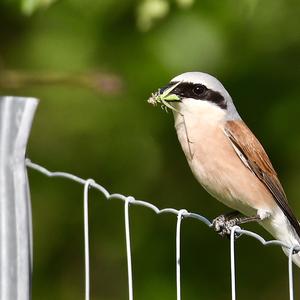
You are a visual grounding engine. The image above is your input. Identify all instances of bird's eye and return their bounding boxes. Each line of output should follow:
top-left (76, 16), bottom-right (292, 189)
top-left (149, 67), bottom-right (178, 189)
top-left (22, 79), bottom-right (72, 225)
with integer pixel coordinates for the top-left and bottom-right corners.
top-left (192, 85), bottom-right (205, 96)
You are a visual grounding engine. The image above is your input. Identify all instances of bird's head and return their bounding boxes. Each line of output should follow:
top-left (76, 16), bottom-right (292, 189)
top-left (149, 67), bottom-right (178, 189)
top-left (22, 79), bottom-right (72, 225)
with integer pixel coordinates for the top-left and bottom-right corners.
top-left (148, 72), bottom-right (240, 121)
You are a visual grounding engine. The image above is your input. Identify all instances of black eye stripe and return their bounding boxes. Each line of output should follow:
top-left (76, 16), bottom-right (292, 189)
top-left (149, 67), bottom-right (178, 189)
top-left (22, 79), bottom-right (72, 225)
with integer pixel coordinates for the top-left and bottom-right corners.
top-left (170, 81), bottom-right (227, 109)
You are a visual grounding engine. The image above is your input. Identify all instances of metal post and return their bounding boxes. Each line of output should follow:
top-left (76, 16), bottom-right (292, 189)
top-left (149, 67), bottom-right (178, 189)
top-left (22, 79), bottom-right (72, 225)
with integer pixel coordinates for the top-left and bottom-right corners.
top-left (0, 96), bottom-right (38, 300)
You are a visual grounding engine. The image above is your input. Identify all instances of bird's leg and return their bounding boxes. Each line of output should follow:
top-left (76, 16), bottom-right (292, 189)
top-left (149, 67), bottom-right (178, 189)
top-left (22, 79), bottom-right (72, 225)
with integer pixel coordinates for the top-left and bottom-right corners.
top-left (212, 211), bottom-right (261, 237)
top-left (237, 214), bottom-right (262, 224)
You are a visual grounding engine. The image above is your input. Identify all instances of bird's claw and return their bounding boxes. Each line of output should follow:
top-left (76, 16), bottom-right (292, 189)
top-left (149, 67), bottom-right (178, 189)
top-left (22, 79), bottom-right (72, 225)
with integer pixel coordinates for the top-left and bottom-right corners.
top-left (212, 215), bottom-right (240, 238)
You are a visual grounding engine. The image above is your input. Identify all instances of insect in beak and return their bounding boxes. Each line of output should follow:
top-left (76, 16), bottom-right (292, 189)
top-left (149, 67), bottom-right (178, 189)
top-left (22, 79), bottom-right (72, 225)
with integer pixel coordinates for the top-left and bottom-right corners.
top-left (147, 81), bottom-right (182, 113)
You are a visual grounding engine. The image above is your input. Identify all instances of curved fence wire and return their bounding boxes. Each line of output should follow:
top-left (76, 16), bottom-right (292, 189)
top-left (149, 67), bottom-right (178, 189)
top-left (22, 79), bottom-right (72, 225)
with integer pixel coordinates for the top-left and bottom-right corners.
top-left (26, 159), bottom-right (299, 300)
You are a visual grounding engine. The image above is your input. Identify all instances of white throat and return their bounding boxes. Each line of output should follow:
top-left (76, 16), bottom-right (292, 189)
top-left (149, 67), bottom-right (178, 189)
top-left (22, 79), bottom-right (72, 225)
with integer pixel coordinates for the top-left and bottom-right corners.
top-left (172, 99), bottom-right (226, 130)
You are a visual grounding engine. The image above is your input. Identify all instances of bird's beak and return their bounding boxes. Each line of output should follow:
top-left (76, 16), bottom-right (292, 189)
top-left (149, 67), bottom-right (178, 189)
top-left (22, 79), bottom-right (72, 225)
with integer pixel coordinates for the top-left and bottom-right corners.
top-left (147, 81), bottom-right (182, 106)
top-left (158, 81), bottom-right (182, 102)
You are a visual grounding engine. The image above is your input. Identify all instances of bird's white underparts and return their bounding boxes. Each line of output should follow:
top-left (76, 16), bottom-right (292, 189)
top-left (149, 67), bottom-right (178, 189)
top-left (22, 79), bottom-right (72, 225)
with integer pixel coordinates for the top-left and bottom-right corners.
top-left (148, 72), bottom-right (300, 267)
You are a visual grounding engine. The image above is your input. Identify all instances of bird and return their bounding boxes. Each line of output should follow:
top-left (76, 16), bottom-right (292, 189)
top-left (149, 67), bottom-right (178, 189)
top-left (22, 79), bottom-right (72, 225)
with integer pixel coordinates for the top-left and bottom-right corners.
top-left (148, 71), bottom-right (300, 267)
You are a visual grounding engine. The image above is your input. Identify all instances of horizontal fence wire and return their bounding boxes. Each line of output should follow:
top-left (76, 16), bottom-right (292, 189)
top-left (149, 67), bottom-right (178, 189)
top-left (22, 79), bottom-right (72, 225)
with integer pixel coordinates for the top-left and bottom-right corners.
top-left (25, 159), bottom-right (299, 300)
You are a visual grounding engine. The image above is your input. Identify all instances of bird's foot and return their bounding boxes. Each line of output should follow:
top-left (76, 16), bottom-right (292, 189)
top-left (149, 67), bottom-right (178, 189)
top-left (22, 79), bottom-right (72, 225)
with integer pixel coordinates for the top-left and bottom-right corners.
top-left (212, 214), bottom-right (240, 238)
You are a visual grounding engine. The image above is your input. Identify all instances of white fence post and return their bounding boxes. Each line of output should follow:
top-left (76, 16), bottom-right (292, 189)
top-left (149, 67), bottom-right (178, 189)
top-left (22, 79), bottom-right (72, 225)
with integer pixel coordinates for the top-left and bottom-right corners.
top-left (0, 96), bottom-right (38, 300)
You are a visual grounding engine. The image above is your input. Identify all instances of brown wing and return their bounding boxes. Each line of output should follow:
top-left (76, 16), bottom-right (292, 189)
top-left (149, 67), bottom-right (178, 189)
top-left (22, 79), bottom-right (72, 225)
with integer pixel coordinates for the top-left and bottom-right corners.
top-left (224, 120), bottom-right (300, 237)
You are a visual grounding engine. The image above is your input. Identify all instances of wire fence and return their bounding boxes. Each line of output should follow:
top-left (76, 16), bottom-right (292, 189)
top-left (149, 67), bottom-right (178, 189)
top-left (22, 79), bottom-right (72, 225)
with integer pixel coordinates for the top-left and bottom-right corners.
top-left (0, 96), bottom-right (298, 300)
top-left (25, 159), bottom-right (299, 300)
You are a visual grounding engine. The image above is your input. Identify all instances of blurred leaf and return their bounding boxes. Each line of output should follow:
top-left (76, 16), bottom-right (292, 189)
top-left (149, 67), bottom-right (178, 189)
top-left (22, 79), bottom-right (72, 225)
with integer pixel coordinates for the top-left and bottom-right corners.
top-left (21, 0), bottom-right (58, 15)
top-left (146, 13), bottom-right (225, 72)
top-left (136, 0), bottom-right (170, 31)
top-left (176, 0), bottom-right (194, 9)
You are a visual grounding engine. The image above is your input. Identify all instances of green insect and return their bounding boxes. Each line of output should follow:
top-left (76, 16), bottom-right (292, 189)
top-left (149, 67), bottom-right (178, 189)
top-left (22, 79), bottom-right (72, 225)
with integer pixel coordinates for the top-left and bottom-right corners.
top-left (147, 81), bottom-right (182, 113)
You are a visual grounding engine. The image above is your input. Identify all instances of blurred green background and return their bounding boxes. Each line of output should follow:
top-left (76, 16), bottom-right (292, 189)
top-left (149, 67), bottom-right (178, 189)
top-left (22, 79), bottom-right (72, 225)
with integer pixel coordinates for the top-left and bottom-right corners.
top-left (1, 0), bottom-right (300, 299)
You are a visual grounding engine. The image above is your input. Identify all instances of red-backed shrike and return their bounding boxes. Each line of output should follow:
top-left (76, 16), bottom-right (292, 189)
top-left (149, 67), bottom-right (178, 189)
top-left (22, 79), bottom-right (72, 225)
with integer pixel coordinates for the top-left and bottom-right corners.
top-left (148, 72), bottom-right (300, 266)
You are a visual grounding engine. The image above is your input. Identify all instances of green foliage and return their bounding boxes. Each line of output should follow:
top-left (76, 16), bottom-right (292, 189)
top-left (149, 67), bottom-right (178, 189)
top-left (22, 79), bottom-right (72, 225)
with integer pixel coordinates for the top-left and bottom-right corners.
top-left (21, 0), bottom-right (58, 14)
top-left (0, 0), bottom-right (300, 299)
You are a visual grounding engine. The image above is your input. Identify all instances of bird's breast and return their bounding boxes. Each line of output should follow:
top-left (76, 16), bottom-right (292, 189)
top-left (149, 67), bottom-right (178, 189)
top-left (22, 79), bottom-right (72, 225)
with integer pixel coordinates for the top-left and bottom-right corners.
top-left (173, 109), bottom-right (275, 215)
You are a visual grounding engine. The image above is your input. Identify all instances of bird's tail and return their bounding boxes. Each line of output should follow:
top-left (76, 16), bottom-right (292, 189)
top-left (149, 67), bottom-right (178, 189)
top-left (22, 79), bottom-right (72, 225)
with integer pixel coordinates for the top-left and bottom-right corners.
top-left (261, 211), bottom-right (300, 268)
